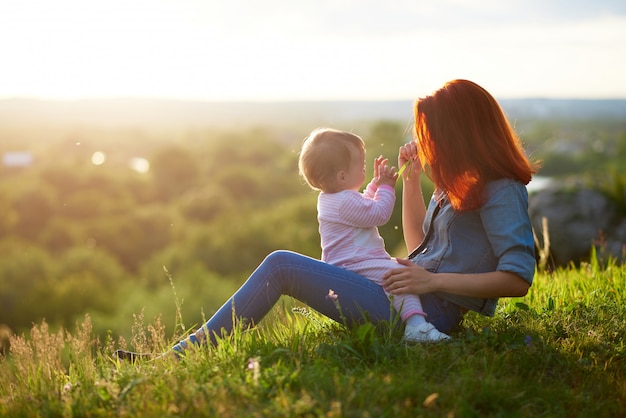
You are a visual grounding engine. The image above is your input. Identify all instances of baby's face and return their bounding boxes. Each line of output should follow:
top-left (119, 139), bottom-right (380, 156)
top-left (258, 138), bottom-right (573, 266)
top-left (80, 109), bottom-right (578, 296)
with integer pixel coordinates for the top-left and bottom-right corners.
top-left (343, 146), bottom-right (366, 192)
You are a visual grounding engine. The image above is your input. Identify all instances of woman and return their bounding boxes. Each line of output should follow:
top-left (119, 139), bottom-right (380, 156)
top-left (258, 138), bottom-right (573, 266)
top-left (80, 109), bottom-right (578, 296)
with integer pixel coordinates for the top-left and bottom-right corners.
top-left (115, 79), bottom-right (537, 361)
top-left (385, 79), bottom-right (537, 329)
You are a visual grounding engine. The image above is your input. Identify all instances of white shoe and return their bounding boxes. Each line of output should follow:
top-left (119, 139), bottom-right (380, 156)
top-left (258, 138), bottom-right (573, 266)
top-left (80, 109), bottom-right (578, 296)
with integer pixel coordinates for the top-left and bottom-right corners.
top-left (403, 322), bottom-right (451, 343)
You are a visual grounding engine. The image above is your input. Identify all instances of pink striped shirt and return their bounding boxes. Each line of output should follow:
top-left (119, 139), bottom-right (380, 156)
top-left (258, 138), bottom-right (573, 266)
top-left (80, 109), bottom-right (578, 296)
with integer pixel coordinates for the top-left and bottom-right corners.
top-left (317, 182), bottom-right (424, 320)
top-left (318, 182), bottom-right (395, 267)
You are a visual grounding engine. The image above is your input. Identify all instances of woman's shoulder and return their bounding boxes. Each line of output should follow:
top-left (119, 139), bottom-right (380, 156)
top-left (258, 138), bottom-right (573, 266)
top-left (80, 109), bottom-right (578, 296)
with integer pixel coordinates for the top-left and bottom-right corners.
top-left (484, 178), bottom-right (528, 198)
top-left (479, 178), bottom-right (529, 212)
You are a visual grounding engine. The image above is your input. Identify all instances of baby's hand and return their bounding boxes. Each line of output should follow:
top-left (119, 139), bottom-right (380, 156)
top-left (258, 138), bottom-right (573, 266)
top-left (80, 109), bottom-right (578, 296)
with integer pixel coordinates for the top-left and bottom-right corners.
top-left (374, 158), bottom-right (398, 187)
top-left (373, 155), bottom-right (385, 179)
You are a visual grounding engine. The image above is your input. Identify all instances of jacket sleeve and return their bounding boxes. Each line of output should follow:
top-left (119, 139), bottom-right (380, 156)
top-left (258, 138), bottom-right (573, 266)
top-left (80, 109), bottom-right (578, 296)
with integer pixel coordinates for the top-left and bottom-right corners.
top-left (479, 183), bottom-right (536, 284)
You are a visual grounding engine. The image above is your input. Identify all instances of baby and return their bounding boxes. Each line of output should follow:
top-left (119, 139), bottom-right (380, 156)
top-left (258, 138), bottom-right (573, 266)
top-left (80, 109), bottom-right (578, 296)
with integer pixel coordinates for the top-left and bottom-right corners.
top-left (298, 128), bottom-right (450, 342)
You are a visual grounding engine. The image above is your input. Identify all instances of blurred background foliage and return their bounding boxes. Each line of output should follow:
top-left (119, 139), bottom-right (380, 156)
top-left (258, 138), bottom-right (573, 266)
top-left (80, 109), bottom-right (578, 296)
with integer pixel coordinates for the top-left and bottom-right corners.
top-left (0, 117), bottom-right (624, 342)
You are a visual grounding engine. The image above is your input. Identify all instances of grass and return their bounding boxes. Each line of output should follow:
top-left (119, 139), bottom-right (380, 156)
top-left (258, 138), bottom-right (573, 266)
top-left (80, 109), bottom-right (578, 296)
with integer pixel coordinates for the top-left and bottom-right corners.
top-left (1, 256), bottom-right (625, 417)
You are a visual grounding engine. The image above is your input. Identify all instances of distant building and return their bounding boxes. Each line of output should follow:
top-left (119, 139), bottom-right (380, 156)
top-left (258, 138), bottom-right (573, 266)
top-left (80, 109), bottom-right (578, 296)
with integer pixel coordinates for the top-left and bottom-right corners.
top-left (2, 151), bottom-right (33, 167)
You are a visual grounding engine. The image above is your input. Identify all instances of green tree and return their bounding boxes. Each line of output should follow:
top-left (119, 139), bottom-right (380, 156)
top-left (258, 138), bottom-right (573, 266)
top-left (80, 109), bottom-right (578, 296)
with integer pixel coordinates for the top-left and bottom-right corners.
top-left (47, 247), bottom-right (128, 328)
top-left (179, 185), bottom-right (235, 223)
top-left (150, 146), bottom-right (199, 201)
top-left (38, 218), bottom-right (82, 252)
top-left (88, 207), bottom-right (175, 272)
top-left (0, 242), bottom-right (56, 332)
top-left (12, 187), bottom-right (57, 241)
top-left (0, 194), bottom-right (17, 237)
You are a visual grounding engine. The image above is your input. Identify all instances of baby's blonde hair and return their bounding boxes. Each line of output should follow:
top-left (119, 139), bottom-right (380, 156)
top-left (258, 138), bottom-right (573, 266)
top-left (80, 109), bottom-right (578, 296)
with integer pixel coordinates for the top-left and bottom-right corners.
top-left (298, 128), bottom-right (365, 193)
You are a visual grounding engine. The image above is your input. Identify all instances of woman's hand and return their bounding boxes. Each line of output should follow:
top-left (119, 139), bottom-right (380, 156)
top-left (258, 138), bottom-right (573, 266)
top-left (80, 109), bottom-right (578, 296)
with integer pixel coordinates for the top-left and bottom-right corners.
top-left (382, 258), bottom-right (437, 295)
top-left (398, 142), bottom-right (422, 181)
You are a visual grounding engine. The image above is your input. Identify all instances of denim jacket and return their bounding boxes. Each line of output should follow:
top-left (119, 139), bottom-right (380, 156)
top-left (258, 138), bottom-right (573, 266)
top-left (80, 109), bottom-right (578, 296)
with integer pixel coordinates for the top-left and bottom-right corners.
top-left (410, 178), bottom-right (536, 316)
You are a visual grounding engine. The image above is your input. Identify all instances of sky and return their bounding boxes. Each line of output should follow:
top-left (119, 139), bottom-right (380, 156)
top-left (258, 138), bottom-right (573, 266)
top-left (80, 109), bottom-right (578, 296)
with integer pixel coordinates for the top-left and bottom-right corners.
top-left (1, 0), bottom-right (625, 101)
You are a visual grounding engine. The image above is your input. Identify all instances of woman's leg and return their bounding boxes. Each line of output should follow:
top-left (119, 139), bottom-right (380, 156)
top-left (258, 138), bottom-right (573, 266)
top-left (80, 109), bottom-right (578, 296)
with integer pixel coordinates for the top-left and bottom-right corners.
top-left (115, 251), bottom-right (466, 360)
top-left (176, 250), bottom-right (396, 350)
top-left (418, 293), bottom-right (465, 334)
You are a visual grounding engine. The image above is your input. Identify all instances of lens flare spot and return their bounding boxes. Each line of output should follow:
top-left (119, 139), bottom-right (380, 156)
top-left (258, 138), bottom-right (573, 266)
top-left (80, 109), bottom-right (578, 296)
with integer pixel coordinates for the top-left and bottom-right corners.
top-left (91, 151), bottom-right (106, 165)
top-left (130, 157), bottom-right (150, 173)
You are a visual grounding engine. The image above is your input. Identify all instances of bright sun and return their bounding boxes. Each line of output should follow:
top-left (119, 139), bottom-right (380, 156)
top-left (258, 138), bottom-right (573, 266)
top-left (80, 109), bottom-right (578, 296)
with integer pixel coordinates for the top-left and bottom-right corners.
top-left (1, 1), bottom-right (224, 100)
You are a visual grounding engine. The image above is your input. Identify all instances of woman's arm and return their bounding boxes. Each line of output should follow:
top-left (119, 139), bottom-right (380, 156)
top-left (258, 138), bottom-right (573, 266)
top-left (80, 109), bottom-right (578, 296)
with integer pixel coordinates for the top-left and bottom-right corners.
top-left (383, 258), bottom-right (530, 298)
top-left (399, 143), bottom-right (427, 253)
top-left (402, 176), bottom-right (426, 252)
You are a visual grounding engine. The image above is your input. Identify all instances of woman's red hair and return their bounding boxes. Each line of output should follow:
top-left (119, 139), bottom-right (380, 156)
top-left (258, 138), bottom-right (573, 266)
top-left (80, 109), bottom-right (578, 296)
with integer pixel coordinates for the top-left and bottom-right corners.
top-left (414, 79), bottom-right (538, 211)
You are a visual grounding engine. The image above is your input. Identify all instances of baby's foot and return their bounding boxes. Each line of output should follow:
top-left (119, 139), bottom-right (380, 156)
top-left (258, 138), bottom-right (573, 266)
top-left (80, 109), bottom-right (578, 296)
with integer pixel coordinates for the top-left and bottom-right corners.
top-left (403, 322), bottom-right (451, 343)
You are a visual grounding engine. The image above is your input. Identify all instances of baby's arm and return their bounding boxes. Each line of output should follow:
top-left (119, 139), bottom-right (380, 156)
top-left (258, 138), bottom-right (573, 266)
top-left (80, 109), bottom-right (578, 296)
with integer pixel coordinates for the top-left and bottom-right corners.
top-left (340, 186), bottom-right (396, 227)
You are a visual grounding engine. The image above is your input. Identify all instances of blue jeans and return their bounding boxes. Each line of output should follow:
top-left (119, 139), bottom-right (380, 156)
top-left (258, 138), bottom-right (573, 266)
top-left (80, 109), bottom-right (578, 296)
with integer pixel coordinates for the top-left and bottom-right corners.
top-left (178, 250), bottom-right (465, 349)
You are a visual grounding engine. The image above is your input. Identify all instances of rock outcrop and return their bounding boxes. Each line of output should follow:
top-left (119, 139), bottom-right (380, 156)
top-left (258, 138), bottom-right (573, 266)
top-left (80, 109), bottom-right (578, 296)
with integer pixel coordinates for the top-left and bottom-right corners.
top-left (528, 182), bottom-right (626, 267)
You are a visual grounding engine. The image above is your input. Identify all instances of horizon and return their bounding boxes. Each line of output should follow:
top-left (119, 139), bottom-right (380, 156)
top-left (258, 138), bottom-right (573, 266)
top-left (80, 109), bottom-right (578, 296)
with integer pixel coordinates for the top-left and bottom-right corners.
top-left (2, 96), bottom-right (626, 104)
top-left (0, 1), bottom-right (625, 102)
top-left (2, 97), bottom-right (624, 129)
